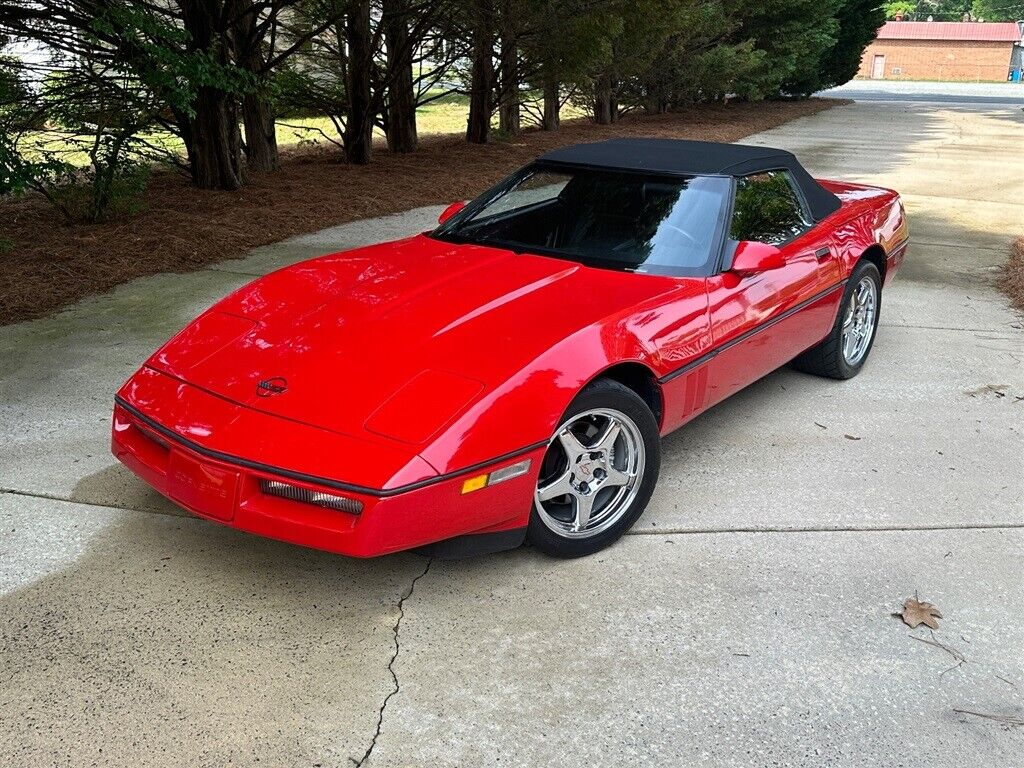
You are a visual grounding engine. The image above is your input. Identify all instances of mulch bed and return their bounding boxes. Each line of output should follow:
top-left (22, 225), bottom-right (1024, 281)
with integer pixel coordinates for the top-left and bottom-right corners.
top-left (1001, 237), bottom-right (1024, 313)
top-left (0, 98), bottom-right (844, 326)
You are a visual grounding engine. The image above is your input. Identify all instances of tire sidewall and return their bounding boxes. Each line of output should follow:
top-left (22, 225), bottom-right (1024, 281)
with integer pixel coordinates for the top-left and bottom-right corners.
top-left (527, 379), bottom-right (661, 558)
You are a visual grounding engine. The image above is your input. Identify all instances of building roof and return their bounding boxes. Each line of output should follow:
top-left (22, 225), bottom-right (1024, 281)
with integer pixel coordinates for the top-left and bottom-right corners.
top-left (538, 139), bottom-right (842, 221)
top-left (877, 21), bottom-right (1022, 42)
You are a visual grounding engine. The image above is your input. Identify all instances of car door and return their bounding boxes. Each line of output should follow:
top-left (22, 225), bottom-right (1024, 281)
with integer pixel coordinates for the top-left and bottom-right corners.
top-left (702, 170), bottom-right (840, 408)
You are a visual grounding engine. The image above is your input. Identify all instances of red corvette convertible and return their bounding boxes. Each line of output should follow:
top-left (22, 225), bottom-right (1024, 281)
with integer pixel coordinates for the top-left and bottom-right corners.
top-left (113, 138), bottom-right (907, 558)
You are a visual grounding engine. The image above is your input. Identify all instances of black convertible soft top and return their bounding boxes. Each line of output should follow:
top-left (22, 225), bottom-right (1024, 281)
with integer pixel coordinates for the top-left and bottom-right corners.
top-left (538, 138), bottom-right (841, 222)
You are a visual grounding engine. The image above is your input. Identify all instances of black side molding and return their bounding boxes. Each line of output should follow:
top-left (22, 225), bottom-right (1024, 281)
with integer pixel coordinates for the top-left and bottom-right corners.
top-left (658, 279), bottom-right (847, 385)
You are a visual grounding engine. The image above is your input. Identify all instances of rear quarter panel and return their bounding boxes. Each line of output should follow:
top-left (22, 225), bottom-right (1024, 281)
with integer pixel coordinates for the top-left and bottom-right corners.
top-left (818, 179), bottom-right (908, 285)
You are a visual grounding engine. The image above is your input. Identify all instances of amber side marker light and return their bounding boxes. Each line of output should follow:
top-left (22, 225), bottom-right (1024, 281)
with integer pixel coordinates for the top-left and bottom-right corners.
top-left (260, 479), bottom-right (364, 514)
top-left (460, 459), bottom-right (531, 495)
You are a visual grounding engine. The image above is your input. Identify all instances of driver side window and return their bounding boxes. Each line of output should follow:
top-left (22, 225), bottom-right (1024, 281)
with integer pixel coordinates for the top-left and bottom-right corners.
top-left (729, 171), bottom-right (811, 246)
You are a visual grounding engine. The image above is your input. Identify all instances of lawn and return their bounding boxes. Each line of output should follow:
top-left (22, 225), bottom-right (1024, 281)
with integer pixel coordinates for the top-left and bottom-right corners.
top-left (20, 94), bottom-right (595, 167)
top-left (18, 101), bottom-right (477, 166)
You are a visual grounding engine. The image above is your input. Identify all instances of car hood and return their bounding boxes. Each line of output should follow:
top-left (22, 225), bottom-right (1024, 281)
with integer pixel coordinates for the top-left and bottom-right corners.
top-left (148, 235), bottom-right (679, 445)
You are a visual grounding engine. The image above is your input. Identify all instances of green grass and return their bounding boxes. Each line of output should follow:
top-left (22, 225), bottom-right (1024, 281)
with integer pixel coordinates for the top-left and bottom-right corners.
top-left (276, 101), bottom-right (472, 147)
top-left (18, 97), bottom-right (585, 168)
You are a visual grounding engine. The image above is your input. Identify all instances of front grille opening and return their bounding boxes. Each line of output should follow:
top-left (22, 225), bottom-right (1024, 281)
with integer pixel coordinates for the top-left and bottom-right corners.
top-left (260, 479), bottom-right (363, 514)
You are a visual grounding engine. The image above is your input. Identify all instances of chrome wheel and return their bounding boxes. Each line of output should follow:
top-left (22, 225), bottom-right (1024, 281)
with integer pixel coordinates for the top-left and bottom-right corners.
top-left (534, 408), bottom-right (645, 539)
top-left (842, 276), bottom-right (877, 366)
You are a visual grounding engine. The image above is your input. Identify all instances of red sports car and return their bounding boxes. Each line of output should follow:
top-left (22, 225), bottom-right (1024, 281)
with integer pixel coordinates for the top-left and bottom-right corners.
top-left (113, 138), bottom-right (907, 558)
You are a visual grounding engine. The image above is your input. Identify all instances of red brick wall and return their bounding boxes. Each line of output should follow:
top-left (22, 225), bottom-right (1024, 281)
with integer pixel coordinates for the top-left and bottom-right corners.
top-left (856, 40), bottom-right (1014, 82)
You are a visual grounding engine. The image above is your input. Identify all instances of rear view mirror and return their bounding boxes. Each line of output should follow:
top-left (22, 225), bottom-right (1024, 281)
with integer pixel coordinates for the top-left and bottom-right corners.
top-left (438, 200), bottom-right (466, 225)
top-left (731, 240), bottom-right (785, 274)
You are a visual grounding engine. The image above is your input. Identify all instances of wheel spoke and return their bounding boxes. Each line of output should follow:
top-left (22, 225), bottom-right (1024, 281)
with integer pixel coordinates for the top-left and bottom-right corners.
top-left (571, 491), bottom-right (596, 531)
top-left (856, 282), bottom-right (868, 306)
top-left (537, 469), bottom-right (573, 502)
top-left (592, 419), bottom-right (621, 454)
top-left (604, 465), bottom-right (631, 488)
top-left (556, 428), bottom-right (587, 462)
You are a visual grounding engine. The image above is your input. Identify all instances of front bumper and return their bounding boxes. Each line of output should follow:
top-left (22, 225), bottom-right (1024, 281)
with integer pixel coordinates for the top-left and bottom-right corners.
top-left (112, 400), bottom-right (542, 558)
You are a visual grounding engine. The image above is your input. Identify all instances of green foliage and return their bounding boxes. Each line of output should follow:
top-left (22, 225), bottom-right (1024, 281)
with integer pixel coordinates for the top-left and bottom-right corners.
top-left (820, 0), bottom-right (887, 90)
top-left (971, 0), bottom-right (1024, 20)
top-left (1, 127), bottom-right (152, 224)
top-left (728, 0), bottom-right (840, 98)
top-left (573, 0), bottom-right (882, 114)
top-left (50, 159), bottom-right (151, 223)
top-left (0, 133), bottom-right (71, 199)
top-left (89, 6), bottom-right (259, 120)
top-left (521, 0), bottom-right (616, 95)
top-left (0, 56), bottom-right (157, 223)
top-left (616, 0), bottom-right (766, 108)
top-left (883, 0), bottom-right (973, 18)
top-left (724, 0), bottom-right (887, 98)
top-left (885, 1), bottom-right (916, 17)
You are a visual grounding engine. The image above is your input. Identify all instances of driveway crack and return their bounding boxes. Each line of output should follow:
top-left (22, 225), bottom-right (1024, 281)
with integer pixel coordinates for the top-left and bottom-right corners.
top-left (351, 557), bottom-right (432, 767)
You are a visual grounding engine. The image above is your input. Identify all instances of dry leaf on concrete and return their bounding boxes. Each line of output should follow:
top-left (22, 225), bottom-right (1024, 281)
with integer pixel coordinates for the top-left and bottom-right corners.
top-left (901, 597), bottom-right (943, 629)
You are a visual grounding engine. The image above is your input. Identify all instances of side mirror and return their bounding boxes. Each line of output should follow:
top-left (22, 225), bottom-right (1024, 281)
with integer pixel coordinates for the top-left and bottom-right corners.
top-left (731, 240), bottom-right (786, 274)
top-left (438, 200), bottom-right (466, 225)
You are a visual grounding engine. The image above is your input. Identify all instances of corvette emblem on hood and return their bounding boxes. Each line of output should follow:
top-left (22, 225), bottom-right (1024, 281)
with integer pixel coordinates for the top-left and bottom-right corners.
top-left (256, 377), bottom-right (288, 397)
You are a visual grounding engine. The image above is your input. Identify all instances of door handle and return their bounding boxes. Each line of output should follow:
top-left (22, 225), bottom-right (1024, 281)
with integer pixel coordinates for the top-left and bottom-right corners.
top-left (813, 247), bottom-right (831, 260)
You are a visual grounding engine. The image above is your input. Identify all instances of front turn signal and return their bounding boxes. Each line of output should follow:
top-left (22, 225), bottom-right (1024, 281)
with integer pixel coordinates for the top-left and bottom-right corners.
top-left (460, 459), bottom-right (531, 495)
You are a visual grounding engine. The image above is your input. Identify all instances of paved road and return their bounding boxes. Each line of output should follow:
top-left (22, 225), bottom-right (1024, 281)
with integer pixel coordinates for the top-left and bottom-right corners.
top-left (819, 79), bottom-right (1024, 105)
top-left (1, 101), bottom-right (1023, 766)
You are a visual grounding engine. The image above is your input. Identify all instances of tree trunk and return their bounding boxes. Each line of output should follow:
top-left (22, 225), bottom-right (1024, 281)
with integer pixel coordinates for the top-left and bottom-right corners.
top-left (241, 94), bottom-right (278, 171)
top-left (594, 71), bottom-right (615, 125)
top-left (542, 77), bottom-right (559, 131)
top-left (344, 0), bottom-right (374, 164)
top-left (466, 0), bottom-right (494, 144)
top-left (497, 6), bottom-right (518, 135)
top-left (189, 88), bottom-right (244, 190)
top-left (233, 0), bottom-right (278, 171)
top-left (180, 0), bottom-right (244, 189)
top-left (384, 0), bottom-right (418, 153)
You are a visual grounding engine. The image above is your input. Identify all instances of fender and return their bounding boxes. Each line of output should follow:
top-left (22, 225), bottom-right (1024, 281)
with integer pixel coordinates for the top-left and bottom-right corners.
top-left (418, 324), bottom-right (661, 475)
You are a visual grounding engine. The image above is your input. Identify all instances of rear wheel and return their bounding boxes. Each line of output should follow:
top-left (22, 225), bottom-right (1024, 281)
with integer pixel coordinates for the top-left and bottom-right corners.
top-left (792, 260), bottom-right (881, 380)
top-left (527, 379), bottom-right (660, 558)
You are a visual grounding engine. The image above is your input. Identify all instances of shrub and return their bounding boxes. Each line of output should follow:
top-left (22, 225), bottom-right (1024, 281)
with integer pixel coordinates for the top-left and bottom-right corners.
top-left (1, 58), bottom-right (157, 223)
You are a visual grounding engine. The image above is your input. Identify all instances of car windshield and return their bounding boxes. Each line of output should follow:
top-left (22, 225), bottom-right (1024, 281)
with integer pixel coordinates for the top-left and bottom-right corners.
top-left (431, 164), bottom-right (732, 276)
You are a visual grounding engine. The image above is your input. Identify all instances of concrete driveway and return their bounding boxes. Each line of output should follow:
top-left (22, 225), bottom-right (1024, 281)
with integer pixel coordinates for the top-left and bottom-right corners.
top-left (1, 100), bottom-right (1022, 767)
top-left (818, 79), bottom-right (1024, 105)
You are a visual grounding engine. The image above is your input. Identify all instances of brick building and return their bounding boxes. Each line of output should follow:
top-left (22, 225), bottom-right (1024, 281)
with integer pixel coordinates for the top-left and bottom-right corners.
top-left (857, 21), bottom-right (1023, 82)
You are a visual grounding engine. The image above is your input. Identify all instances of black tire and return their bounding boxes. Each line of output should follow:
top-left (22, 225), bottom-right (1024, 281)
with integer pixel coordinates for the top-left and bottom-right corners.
top-left (792, 260), bottom-right (882, 380)
top-left (527, 379), bottom-right (660, 558)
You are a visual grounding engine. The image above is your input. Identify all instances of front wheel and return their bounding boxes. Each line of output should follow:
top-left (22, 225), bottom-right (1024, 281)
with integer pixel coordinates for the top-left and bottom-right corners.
top-left (527, 379), bottom-right (660, 558)
top-left (792, 260), bottom-right (881, 380)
